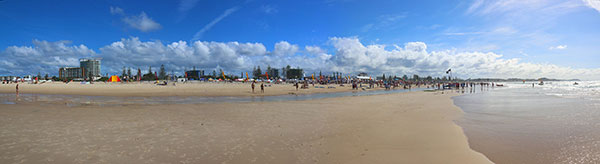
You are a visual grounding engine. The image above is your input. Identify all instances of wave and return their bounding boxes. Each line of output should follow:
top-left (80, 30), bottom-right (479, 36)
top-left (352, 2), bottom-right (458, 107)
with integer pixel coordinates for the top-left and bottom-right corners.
top-left (500, 81), bottom-right (600, 101)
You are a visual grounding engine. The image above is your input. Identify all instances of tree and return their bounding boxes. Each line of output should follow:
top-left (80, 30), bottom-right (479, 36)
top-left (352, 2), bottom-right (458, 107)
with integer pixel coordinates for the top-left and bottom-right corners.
top-left (141, 71), bottom-right (157, 81)
top-left (286, 67), bottom-right (303, 79)
top-left (319, 70), bottom-right (322, 79)
top-left (266, 66), bottom-right (272, 79)
top-left (140, 66), bottom-right (157, 81)
top-left (212, 70), bottom-right (217, 77)
top-left (402, 75), bottom-right (408, 80)
top-left (37, 72), bottom-right (41, 80)
top-left (159, 64), bottom-right (166, 80)
top-left (382, 73), bottom-right (386, 81)
top-left (253, 66), bottom-right (262, 78)
top-left (268, 68), bottom-right (279, 79)
top-left (413, 74), bottom-right (420, 81)
top-left (122, 67), bottom-right (127, 78)
top-left (127, 67), bottom-right (132, 79)
top-left (44, 74), bottom-right (48, 80)
top-left (219, 69), bottom-right (224, 79)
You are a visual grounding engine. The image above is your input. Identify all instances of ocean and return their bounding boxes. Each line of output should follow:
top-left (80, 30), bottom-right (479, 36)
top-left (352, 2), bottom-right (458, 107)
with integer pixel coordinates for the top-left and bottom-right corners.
top-left (454, 81), bottom-right (600, 164)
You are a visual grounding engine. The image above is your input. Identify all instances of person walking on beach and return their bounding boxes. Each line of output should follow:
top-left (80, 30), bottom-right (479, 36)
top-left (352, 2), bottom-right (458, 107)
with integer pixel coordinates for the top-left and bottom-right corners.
top-left (260, 83), bottom-right (264, 93)
top-left (295, 82), bottom-right (299, 90)
top-left (15, 84), bottom-right (19, 95)
top-left (251, 82), bottom-right (255, 93)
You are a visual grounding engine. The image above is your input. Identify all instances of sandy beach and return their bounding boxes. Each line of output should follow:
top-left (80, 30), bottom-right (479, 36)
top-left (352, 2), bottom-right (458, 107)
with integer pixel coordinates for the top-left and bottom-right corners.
top-left (0, 90), bottom-right (491, 164)
top-left (0, 82), bottom-right (379, 97)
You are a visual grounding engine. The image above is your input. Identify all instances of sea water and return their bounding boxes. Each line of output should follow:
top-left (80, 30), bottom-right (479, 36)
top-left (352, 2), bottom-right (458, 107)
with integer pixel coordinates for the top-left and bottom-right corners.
top-left (454, 81), bottom-right (600, 164)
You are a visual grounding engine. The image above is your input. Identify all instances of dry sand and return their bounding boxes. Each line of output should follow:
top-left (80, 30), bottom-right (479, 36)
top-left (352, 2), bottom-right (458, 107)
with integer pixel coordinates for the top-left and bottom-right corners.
top-left (0, 82), bottom-right (370, 97)
top-left (0, 91), bottom-right (492, 164)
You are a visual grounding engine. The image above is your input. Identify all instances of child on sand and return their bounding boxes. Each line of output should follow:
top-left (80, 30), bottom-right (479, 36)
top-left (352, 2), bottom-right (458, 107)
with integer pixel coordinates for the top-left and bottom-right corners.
top-left (16, 84), bottom-right (19, 95)
top-left (261, 83), bottom-right (264, 93)
top-left (251, 82), bottom-right (255, 93)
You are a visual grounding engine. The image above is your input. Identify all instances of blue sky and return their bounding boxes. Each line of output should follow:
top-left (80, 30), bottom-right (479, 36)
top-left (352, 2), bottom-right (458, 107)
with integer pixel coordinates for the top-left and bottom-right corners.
top-left (1, 0), bottom-right (600, 79)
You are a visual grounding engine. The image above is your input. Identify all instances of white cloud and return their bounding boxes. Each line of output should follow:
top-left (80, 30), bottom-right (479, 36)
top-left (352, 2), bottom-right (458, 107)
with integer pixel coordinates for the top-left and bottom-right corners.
top-left (98, 37), bottom-right (263, 73)
top-left (121, 12), bottom-right (162, 32)
top-left (549, 45), bottom-right (567, 50)
top-left (305, 46), bottom-right (332, 61)
top-left (1, 37), bottom-right (599, 80)
top-left (305, 46), bottom-right (325, 55)
top-left (178, 0), bottom-right (201, 13)
top-left (192, 6), bottom-right (240, 41)
top-left (327, 37), bottom-right (599, 79)
top-left (110, 7), bottom-right (161, 32)
top-left (272, 41), bottom-right (299, 56)
top-left (176, 0), bottom-right (201, 22)
top-left (260, 5), bottom-right (278, 14)
top-left (361, 14), bottom-right (407, 32)
top-left (466, 0), bottom-right (485, 14)
top-left (583, 0), bottom-right (600, 12)
top-left (0, 40), bottom-right (96, 75)
top-left (110, 6), bottom-right (124, 15)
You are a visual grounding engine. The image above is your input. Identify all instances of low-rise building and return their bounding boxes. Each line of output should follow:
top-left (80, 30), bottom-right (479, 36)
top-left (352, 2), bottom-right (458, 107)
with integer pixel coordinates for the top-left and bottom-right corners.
top-left (59, 67), bottom-right (82, 80)
top-left (185, 69), bottom-right (204, 80)
top-left (0, 76), bottom-right (17, 81)
top-left (58, 58), bottom-right (101, 80)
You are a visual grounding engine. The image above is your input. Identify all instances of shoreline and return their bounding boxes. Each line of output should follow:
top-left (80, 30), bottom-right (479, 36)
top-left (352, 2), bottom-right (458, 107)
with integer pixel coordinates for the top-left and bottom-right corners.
top-left (0, 82), bottom-right (390, 97)
top-left (452, 85), bottom-right (600, 164)
top-left (0, 89), bottom-right (491, 163)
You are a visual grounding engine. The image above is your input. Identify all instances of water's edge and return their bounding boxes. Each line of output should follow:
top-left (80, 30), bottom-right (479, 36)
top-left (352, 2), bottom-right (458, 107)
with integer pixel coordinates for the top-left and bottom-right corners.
top-left (1, 88), bottom-right (429, 106)
top-left (451, 94), bottom-right (496, 164)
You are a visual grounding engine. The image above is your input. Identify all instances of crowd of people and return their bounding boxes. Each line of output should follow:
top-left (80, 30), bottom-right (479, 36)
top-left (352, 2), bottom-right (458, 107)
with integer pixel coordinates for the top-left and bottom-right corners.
top-left (244, 75), bottom-right (502, 94)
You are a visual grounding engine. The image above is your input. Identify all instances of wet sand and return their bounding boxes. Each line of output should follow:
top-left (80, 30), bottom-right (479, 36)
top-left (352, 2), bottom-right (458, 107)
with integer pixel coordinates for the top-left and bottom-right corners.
top-left (455, 87), bottom-right (600, 164)
top-left (0, 82), bottom-right (372, 97)
top-left (0, 91), bottom-right (491, 164)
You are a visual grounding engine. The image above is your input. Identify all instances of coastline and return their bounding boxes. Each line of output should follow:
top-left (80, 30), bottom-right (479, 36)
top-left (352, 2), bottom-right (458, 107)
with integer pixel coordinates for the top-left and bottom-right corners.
top-left (0, 82), bottom-right (384, 97)
top-left (0, 90), bottom-right (492, 163)
top-left (452, 85), bottom-right (600, 164)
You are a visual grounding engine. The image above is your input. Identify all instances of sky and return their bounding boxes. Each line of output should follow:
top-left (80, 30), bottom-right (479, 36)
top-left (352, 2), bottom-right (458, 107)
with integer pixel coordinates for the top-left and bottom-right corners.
top-left (1, 0), bottom-right (600, 79)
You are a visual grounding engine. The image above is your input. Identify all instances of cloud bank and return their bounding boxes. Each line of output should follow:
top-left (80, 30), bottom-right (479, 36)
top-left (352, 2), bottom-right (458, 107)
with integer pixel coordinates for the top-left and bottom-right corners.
top-left (1, 37), bottom-right (599, 80)
top-left (0, 40), bottom-right (95, 76)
